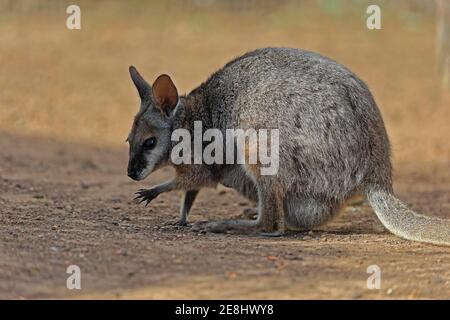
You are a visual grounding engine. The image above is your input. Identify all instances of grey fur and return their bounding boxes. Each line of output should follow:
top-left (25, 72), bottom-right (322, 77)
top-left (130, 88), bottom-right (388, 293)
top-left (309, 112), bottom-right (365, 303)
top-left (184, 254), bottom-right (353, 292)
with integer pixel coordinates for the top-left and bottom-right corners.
top-left (127, 47), bottom-right (449, 245)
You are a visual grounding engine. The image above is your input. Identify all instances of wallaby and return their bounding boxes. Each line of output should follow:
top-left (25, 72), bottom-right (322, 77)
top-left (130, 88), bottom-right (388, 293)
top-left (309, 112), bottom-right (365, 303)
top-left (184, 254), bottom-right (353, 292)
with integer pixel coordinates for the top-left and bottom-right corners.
top-left (126, 47), bottom-right (449, 245)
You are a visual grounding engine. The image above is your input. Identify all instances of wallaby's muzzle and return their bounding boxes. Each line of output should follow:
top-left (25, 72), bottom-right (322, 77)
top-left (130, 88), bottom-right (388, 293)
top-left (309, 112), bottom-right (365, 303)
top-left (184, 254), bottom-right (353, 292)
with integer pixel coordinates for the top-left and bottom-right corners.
top-left (127, 168), bottom-right (139, 181)
top-left (127, 153), bottom-right (148, 181)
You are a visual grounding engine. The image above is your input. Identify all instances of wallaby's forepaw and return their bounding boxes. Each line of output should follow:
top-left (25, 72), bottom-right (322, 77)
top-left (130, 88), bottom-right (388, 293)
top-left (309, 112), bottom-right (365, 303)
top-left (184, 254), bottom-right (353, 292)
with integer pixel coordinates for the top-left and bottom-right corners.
top-left (134, 188), bottom-right (159, 206)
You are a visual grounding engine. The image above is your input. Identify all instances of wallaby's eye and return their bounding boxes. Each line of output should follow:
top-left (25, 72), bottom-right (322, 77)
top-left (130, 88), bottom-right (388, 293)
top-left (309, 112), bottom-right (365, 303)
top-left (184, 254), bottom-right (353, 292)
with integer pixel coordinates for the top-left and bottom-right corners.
top-left (143, 137), bottom-right (157, 150)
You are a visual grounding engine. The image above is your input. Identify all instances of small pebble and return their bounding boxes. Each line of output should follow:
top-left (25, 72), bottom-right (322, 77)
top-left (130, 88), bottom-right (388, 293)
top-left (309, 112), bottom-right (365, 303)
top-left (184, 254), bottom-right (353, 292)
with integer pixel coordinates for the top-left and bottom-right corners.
top-left (80, 182), bottom-right (90, 189)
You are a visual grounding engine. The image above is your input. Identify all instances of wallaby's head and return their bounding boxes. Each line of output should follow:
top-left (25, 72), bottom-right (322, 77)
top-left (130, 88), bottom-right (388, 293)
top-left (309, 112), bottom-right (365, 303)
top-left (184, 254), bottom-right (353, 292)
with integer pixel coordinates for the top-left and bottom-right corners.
top-left (127, 66), bottom-right (179, 181)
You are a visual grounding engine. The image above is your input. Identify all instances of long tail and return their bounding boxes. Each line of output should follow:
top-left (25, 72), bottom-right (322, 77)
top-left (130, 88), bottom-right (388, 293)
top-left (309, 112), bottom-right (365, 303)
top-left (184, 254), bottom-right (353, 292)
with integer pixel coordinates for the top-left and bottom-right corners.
top-left (366, 187), bottom-right (450, 246)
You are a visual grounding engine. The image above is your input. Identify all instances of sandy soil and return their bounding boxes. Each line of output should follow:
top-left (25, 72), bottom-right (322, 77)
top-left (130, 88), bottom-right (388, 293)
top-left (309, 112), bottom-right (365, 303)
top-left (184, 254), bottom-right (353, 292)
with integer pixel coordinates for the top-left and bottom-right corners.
top-left (0, 133), bottom-right (448, 299)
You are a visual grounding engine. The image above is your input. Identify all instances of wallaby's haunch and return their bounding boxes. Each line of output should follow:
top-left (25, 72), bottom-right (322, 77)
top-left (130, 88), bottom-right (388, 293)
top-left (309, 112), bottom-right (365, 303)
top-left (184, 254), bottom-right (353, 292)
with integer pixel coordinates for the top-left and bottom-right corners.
top-left (126, 47), bottom-right (450, 245)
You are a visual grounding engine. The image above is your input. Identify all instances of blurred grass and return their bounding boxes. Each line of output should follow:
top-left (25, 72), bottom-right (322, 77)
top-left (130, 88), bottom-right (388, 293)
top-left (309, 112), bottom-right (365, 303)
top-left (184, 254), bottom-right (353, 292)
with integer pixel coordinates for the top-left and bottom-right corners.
top-left (0, 0), bottom-right (448, 174)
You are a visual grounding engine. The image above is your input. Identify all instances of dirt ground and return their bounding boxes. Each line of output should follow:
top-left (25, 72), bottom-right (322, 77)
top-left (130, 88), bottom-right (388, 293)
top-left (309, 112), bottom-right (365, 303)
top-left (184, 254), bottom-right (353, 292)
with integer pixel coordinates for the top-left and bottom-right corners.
top-left (0, 1), bottom-right (449, 299)
top-left (0, 132), bottom-right (448, 299)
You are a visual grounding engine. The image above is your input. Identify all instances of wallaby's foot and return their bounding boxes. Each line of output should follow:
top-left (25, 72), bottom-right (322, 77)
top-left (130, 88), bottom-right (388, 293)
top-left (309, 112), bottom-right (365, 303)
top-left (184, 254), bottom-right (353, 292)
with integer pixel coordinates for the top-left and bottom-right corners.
top-left (191, 220), bottom-right (229, 233)
top-left (134, 188), bottom-right (159, 206)
top-left (191, 219), bottom-right (259, 234)
top-left (259, 231), bottom-right (284, 237)
top-left (163, 218), bottom-right (188, 227)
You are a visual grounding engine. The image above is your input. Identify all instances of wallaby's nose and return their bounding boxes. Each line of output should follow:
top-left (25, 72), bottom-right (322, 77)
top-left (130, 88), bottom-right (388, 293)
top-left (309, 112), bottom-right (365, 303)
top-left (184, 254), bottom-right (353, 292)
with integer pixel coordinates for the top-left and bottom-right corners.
top-left (128, 169), bottom-right (138, 180)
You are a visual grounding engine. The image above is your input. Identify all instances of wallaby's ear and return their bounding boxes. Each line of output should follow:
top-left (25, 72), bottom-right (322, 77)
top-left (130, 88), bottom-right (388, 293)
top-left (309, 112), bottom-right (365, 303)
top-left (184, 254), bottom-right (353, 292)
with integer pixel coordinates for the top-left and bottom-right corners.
top-left (152, 74), bottom-right (178, 116)
top-left (129, 66), bottom-right (151, 101)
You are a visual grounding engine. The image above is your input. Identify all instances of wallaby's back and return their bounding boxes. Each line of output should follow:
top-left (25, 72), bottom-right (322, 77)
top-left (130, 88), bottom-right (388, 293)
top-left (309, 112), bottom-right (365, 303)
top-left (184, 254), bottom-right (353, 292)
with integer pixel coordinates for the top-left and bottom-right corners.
top-left (192, 47), bottom-right (391, 198)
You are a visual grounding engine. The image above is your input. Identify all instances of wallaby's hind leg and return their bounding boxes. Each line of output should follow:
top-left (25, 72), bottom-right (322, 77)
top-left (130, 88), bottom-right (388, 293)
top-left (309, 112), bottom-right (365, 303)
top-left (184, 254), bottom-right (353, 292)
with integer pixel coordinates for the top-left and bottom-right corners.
top-left (284, 195), bottom-right (341, 231)
top-left (256, 181), bottom-right (285, 236)
top-left (191, 177), bottom-right (285, 235)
